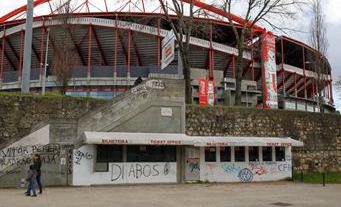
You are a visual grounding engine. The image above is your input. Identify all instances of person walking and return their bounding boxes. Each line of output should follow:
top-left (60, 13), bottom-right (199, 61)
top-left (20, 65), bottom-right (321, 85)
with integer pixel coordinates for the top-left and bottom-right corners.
top-left (33, 154), bottom-right (43, 194)
top-left (25, 165), bottom-right (37, 197)
top-left (134, 77), bottom-right (143, 87)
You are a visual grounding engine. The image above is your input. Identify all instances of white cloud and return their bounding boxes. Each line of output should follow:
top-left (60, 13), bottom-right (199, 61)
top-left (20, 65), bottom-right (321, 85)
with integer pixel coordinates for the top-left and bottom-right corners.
top-left (325, 0), bottom-right (341, 23)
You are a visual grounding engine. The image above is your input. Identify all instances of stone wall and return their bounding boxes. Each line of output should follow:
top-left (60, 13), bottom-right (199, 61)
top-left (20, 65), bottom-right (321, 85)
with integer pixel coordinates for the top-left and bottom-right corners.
top-left (0, 93), bottom-right (106, 148)
top-left (186, 106), bottom-right (341, 173)
top-left (1, 92), bottom-right (340, 176)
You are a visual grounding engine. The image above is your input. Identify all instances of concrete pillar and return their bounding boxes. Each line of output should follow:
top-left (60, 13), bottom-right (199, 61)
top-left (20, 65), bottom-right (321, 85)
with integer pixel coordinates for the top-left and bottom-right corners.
top-left (216, 146), bottom-right (220, 163)
top-left (259, 147), bottom-right (263, 162)
top-left (272, 146), bottom-right (276, 162)
top-left (122, 145), bottom-right (127, 162)
top-left (231, 146), bottom-right (235, 162)
top-left (245, 146), bottom-right (249, 162)
top-left (176, 146), bottom-right (183, 183)
top-left (285, 146), bottom-right (292, 161)
top-left (199, 147), bottom-right (205, 182)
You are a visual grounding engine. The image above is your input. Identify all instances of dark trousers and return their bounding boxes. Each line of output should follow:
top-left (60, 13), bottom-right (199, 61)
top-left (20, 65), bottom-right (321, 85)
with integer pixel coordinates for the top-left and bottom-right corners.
top-left (36, 173), bottom-right (42, 192)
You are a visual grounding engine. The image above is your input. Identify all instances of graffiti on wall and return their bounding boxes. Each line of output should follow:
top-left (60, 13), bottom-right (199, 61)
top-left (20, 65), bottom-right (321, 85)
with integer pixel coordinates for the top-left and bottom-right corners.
top-left (189, 162), bottom-right (200, 173)
top-left (221, 164), bottom-right (241, 174)
top-left (238, 168), bottom-right (254, 182)
top-left (0, 143), bottom-right (74, 175)
top-left (209, 161), bottom-right (292, 182)
top-left (129, 80), bottom-right (166, 107)
top-left (73, 150), bottom-right (93, 165)
top-left (111, 163), bottom-right (173, 182)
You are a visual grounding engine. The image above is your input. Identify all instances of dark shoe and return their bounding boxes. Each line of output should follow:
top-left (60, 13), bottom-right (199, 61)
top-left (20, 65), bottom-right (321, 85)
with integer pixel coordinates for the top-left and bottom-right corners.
top-left (38, 191), bottom-right (42, 194)
top-left (31, 194), bottom-right (37, 197)
top-left (25, 193), bottom-right (30, 196)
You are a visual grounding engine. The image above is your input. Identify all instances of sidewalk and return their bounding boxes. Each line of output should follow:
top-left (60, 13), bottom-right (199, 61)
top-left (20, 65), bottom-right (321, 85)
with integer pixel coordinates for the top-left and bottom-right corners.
top-left (0, 182), bottom-right (340, 207)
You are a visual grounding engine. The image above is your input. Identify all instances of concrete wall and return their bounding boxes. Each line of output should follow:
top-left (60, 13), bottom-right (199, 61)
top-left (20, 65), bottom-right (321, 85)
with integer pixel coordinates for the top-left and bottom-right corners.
top-left (112, 106), bottom-right (182, 133)
top-left (186, 106), bottom-right (341, 173)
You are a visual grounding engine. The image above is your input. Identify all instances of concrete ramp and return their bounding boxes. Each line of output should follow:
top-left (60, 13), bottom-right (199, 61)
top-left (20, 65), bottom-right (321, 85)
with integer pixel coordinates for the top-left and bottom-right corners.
top-left (77, 78), bottom-right (186, 137)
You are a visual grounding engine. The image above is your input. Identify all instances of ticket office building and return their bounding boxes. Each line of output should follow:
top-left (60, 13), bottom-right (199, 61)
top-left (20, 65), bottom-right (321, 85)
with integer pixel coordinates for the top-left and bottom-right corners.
top-left (72, 133), bottom-right (302, 185)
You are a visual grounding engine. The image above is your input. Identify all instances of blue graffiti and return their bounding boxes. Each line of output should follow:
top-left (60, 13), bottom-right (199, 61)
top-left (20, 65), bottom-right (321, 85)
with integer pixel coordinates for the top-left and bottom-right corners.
top-left (221, 164), bottom-right (241, 174)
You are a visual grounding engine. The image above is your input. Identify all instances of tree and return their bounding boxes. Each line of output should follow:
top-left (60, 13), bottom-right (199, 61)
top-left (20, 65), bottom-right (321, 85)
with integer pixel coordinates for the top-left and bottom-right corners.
top-left (158, 0), bottom-right (196, 104)
top-left (335, 75), bottom-right (341, 100)
top-left (49, 0), bottom-right (78, 94)
top-left (219, 0), bottom-right (303, 106)
top-left (309, 0), bottom-right (328, 113)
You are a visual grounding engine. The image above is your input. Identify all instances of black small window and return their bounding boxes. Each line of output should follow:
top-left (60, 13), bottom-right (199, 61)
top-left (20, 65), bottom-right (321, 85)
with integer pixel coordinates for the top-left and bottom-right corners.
top-left (235, 147), bottom-right (245, 162)
top-left (205, 147), bottom-right (216, 162)
top-left (249, 147), bottom-right (259, 162)
top-left (262, 147), bottom-right (273, 161)
top-left (276, 147), bottom-right (286, 161)
top-left (220, 147), bottom-right (231, 162)
top-left (96, 145), bottom-right (123, 172)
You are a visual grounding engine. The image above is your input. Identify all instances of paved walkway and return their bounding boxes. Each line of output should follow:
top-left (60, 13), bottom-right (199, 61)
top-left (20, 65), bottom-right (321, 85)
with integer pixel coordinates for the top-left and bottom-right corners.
top-left (0, 182), bottom-right (340, 207)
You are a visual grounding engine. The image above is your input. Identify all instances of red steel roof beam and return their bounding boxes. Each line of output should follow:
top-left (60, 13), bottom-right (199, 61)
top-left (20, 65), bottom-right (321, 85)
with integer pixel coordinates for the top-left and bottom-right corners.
top-left (0, 0), bottom-right (50, 23)
top-left (181, 0), bottom-right (265, 32)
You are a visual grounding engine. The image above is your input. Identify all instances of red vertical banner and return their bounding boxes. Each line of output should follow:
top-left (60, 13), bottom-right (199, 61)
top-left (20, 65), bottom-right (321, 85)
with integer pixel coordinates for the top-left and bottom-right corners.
top-left (199, 78), bottom-right (216, 107)
top-left (262, 32), bottom-right (278, 109)
top-left (199, 78), bottom-right (208, 106)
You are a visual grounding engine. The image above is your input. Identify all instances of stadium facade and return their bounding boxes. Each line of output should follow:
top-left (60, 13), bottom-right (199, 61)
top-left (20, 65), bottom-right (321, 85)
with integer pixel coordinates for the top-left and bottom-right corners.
top-left (0, 0), bottom-right (335, 112)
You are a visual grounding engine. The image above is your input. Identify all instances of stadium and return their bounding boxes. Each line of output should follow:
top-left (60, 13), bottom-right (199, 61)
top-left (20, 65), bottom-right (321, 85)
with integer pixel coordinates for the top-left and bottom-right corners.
top-left (0, 0), bottom-right (335, 112)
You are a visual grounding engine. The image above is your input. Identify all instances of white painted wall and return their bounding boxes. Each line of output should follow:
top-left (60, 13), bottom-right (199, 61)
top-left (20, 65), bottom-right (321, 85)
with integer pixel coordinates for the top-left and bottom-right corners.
top-left (200, 146), bottom-right (292, 182)
top-left (72, 145), bottom-right (177, 186)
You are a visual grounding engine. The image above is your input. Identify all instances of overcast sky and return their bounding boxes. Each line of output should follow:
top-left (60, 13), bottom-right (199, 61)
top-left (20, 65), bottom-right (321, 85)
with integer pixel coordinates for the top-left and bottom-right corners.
top-left (0, 0), bottom-right (340, 109)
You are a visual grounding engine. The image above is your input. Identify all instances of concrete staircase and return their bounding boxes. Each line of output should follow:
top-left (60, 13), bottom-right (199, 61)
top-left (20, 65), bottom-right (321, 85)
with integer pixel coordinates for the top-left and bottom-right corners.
top-left (77, 78), bottom-right (185, 138)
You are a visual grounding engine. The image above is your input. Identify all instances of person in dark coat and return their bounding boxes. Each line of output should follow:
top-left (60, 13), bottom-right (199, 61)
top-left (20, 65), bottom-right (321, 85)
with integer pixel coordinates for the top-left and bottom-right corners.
top-left (25, 165), bottom-right (37, 197)
top-left (134, 77), bottom-right (143, 87)
top-left (33, 154), bottom-right (43, 194)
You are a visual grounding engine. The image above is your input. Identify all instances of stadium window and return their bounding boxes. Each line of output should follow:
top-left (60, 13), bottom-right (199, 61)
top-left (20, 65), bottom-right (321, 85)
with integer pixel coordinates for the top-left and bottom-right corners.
top-left (95, 145), bottom-right (123, 172)
top-left (220, 147), bottom-right (231, 162)
top-left (262, 147), bottom-right (273, 162)
top-left (127, 146), bottom-right (176, 162)
top-left (275, 147), bottom-right (286, 161)
top-left (205, 147), bottom-right (216, 162)
top-left (235, 147), bottom-right (245, 162)
top-left (249, 147), bottom-right (259, 162)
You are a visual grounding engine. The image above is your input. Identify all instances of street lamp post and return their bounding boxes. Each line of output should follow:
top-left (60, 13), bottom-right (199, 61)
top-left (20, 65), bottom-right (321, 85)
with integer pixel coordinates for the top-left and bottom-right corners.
top-left (21, 0), bottom-right (34, 93)
top-left (42, 27), bottom-right (50, 95)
